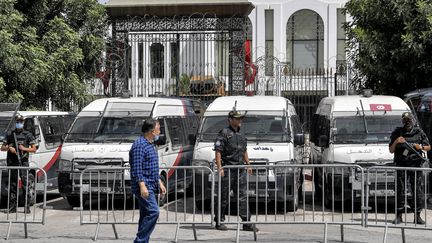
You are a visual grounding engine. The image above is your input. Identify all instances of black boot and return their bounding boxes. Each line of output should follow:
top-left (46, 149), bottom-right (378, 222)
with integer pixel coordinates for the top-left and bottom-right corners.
top-left (414, 212), bottom-right (425, 225)
top-left (392, 213), bottom-right (402, 224)
top-left (243, 224), bottom-right (259, 232)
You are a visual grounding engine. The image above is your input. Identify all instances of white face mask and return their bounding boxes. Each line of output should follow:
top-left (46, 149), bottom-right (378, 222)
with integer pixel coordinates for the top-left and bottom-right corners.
top-left (16, 123), bottom-right (24, 129)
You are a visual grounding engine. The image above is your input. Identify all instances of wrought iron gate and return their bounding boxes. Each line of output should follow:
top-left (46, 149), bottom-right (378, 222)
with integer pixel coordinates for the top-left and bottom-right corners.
top-left (108, 15), bottom-right (250, 106)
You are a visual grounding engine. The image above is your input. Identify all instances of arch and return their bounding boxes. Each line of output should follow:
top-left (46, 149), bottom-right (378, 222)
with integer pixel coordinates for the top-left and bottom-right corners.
top-left (150, 43), bottom-right (164, 78)
top-left (286, 9), bottom-right (324, 70)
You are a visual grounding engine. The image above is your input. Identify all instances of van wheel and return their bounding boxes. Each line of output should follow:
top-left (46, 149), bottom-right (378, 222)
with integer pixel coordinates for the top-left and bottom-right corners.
top-left (66, 196), bottom-right (81, 208)
top-left (158, 174), bottom-right (167, 206)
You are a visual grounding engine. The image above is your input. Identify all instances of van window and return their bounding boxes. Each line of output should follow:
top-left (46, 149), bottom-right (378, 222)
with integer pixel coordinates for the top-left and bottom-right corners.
top-left (200, 115), bottom-right (289, 143)
top-left (333, 115), bottom-right (400, 144)
top-left (165, 117), bottom-right (184, 147)
top-left (39, 116), bottom-right (64, 148)
top-left (182, 116), bottom-right (200, 145)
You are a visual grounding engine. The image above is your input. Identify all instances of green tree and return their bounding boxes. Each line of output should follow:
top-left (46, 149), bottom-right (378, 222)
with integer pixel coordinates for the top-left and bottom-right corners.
top-left (0, 0), bottom-right (107, 110)
top-left (346, 0), bottom-right (432, 97)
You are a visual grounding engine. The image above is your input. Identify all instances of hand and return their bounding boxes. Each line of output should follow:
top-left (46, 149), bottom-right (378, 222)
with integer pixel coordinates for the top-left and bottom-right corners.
top-left (159, 181), bottom-right (166, 195)
top-left (247, 167), bottom-right (253, 176)
top-left (219, 168), bottom-right (225, 177)
top-left (396, 137), bottom-right (406, 144)
top-left (18, 144), bottom-right (26, 151)
top-left (414, 144), bottom-right (423, 151)
top-left (140, 186), bottom-right (149, 199)
top-left (9, 147), bottom-right (16, 154)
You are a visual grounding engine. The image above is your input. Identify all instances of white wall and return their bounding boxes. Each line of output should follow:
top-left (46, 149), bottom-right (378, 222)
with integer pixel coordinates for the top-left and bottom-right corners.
top-left (249, 0), bottom-right (348, 70)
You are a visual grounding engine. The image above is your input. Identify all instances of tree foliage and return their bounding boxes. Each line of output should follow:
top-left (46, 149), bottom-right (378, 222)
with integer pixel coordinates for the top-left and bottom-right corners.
top-left (0, 0), bottom-right (107, 110)
top-left (346, 0), bottom-right (432, 97)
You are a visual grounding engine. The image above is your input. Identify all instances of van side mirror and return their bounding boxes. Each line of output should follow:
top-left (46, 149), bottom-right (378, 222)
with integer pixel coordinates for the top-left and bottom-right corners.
top-left (318, 135), bottom-right (329, 147)
top-left (294, 133), bottom-right (305, 146)
top-left (154, 134), bottom-right (167, 146)
top-left (188, 134), bottom-right (197, 145)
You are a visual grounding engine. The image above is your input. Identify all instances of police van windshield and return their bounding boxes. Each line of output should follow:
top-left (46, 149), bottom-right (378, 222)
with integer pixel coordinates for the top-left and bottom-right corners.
top-left (200, 115), bottom-right (289, 143)
top-left (65, 116), bottom-right (147, 143)
top-left (333, 115), bottom-right (401, 144)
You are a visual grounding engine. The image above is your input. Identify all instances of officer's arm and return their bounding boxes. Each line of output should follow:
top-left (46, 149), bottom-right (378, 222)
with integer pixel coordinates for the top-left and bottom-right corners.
top-left (243, 150), bottom-right (250, 165)
top-left (215, 151), bottom-right (223, 171)
top-left (21, 144), bottom-right (37, 153)
top-left (1, 143), bottom-right (8, 151)
top-left (423, 145), bottom-right (431, 152)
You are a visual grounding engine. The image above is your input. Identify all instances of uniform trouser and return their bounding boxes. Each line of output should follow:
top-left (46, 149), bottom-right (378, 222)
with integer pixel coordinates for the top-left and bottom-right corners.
top-left (8, 161), bottom-right (31, 209)
top-left (396, 170), bottom-right (425, 214)
top-left (214, 168), bottom-right (250, 224)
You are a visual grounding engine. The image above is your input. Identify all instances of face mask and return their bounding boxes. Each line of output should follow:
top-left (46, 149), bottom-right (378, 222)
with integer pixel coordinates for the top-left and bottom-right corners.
top-left (153, 134), bottom-right (160, 142)
top-left (16, 123), bottom-right (24, 129)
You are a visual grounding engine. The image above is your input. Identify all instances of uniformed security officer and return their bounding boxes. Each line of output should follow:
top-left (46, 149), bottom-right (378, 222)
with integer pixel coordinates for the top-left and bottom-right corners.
top-left (1, 114), bottom-right (37, 213)
top-left (389, 112), bottom-right (431, 224)
top-left (214, 110), bottom-right (258, 232)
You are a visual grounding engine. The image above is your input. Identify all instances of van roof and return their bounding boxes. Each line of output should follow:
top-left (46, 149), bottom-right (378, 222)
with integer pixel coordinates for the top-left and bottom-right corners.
top-left (18, 111), bottom-right (73, 117)
top-left (80, 97), bottom-right (194, 117)
top-left (207, 96), bottom-right (292, 112)
top-left (319, 95), bottom-right (410, 113)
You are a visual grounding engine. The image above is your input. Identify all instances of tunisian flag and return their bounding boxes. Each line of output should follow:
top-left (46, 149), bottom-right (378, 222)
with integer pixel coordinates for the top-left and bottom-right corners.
top-left (244, 40), bottom-right (257, 86)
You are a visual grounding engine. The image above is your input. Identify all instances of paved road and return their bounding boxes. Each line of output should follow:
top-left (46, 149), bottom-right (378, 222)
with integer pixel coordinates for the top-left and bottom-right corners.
top-left (1, 192), bottom-right (431, 243)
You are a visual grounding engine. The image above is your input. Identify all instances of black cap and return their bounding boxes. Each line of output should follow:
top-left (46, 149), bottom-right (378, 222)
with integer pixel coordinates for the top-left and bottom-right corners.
top-left (15, 114), bottom-right (25, 121)
top-left (402, 112), bottom-right (414, 120)
top-left (228, 110), bottom-right (245, 119)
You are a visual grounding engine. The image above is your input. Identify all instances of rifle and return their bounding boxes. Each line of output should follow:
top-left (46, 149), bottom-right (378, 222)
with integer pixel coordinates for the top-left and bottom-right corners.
top-left (12, 131), bottom-right (23, 166)
top-left (404, 142), bottom-right (430, 169)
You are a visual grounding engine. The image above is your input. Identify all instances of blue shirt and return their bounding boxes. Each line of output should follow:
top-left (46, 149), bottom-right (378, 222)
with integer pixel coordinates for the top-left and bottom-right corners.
top-left (129, 136), bottom-right (160, 194)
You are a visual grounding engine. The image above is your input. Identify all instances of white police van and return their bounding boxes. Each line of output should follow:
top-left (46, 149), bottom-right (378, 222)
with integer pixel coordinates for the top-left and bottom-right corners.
top-left (0, 103), bottom-right (74, 202)
top-left (192, 96), bottom-right (305, 210)
top-left (57, 96), bottom-right (201, 207)
top-left (310, 90), bottom-right (411, 207)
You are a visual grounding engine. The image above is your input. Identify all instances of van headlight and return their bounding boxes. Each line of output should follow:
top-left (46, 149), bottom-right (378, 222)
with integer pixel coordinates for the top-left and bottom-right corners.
top-left (274, 160), bottom-right (295, 173)
top-left (58, 159), bottom-right (72, 171)
top-left (191, 160), bottom-right (211, 172)
top-left (0, 159), bottom-right (6, 167)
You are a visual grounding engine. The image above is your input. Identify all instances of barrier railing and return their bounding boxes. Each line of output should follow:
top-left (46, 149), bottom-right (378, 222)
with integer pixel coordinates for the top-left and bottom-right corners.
top-left (78, 166), bottom-right (214, 241)
top-left (366, 166), bottom-right (432, 242)
top-left (217, 164), bottom-right (366, 243)
top-left (0, 166), bottom-right (47, 240)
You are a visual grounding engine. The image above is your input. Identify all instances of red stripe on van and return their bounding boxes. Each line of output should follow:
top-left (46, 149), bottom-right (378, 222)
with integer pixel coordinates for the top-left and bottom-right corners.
top-left (167, 148), bottom-right (184, 179)
top-left (37, 145), bottom-right (62, 177)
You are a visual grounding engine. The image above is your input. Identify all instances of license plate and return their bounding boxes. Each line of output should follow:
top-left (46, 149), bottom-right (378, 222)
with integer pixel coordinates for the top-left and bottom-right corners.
top-left (81, 184), bottom-right (112, 193)
top-left (369, 190), bottom-right (395, 197)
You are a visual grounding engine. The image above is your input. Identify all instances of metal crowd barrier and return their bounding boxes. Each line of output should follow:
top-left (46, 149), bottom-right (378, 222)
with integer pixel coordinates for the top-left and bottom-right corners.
top-left (0, 166), bottom-right (47, 240)
top-left (79, 166), bottom-right (214, 241)
top-left (217, 164), bottom-right (366, 243)
top-left (365, 166), bottom-right (432, 243)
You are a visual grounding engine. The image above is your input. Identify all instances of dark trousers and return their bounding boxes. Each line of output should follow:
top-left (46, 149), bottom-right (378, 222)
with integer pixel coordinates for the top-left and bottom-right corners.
top-left (214, 169), bottom-right (250, 224)
top-left (8, 161), bottom-right (31, 209)
top-left (134, 190), bottom-right (159, 243)
top-left (396, 170), bottom-right (425, 214)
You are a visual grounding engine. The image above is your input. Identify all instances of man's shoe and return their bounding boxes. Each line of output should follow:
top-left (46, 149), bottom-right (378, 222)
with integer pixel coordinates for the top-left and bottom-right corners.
top-left (216, 224), bottom-right (228, 231)
top-left (24, 207), bottom-right (31, 214)
top-left (414, 213), bottom-right (425, 225)
top-left (393, 214), bottom-right (402, 225)
top-left (243, 224), bottom-right (258, 232)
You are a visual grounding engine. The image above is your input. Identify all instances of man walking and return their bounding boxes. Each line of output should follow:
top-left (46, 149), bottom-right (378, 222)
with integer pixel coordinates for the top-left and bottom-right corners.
top-left (214, 110), bottom-right (257, 232)
top-left (389, 112), bottom-right (430, 224)
top-left (130, 119), bottom-right (166, 243)
top-left (1, 114), bottom-right (36, 213)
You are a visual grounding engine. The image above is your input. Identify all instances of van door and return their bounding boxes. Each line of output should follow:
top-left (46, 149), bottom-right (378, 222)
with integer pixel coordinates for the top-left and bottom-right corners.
top-left (31, 115), bottom-right (69, 189)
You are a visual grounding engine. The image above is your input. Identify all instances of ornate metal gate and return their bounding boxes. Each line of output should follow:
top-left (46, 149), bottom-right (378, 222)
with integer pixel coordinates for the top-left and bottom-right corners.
top-left (107, 14), bottom-right (250, 105)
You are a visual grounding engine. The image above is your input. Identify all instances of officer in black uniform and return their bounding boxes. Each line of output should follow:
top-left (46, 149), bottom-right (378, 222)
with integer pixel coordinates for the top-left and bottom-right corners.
top-left (389, 112), bottom-right (431, 224)
top-left (1, 114), bottom-right (37, 213)
top-left (214, 110), bottom-right (257, 232)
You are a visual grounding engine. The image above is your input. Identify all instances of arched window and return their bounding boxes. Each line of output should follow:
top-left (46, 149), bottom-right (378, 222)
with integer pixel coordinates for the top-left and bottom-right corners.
top-left (150, 43), bottom-right (164, 78)
top-left (286, 10), bottom-right (324, 69)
